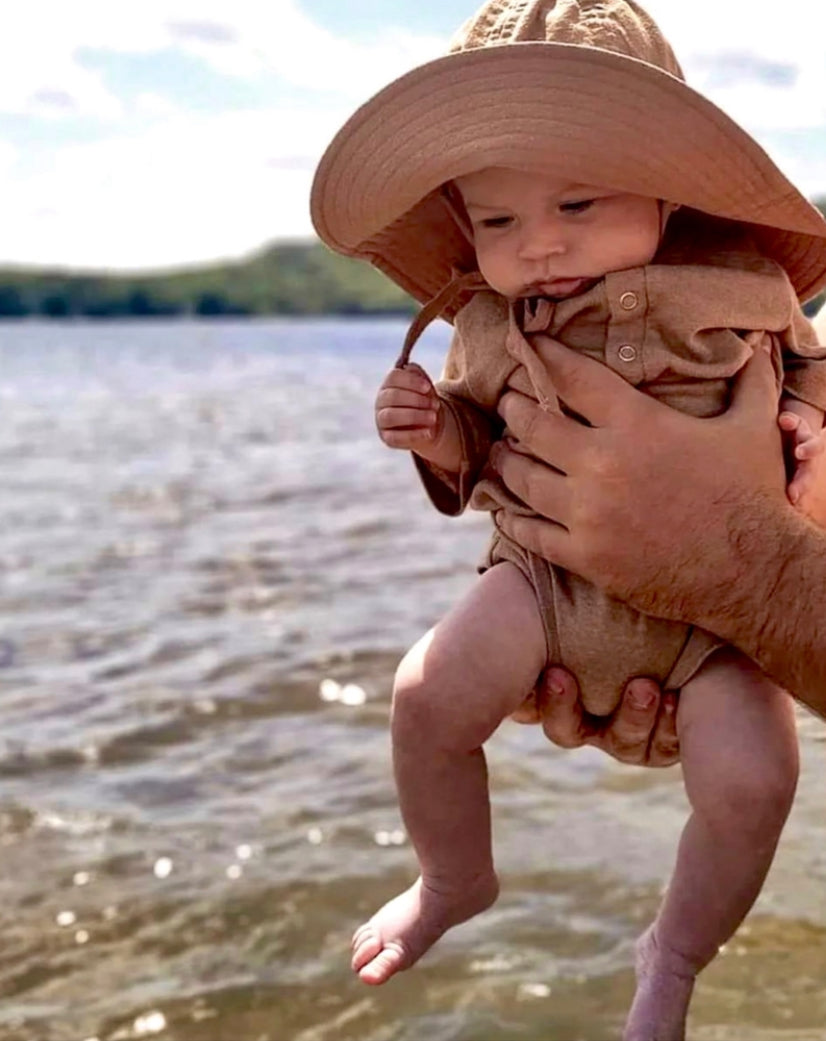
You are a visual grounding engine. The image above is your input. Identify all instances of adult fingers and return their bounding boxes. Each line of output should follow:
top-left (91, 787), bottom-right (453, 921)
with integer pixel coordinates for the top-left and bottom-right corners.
top-left (538, 667), bottom-right (589, 748)
top-left (647, 692), bottom-right (680, 767)
top-left (490, 438), bottom-right (574, 529)
top-left (496, 514), bottom-right (578, 574)
top-left (587, 677), bottom-right (663, 766)
top-left (497, 390), bottom-right (588, 475)
top-left (530, 334), bottom-right (660, 429)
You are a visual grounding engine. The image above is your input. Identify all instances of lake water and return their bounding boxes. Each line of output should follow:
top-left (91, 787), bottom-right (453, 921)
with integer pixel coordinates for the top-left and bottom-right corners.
top-left (0, 317), bottom-right (825, 1041)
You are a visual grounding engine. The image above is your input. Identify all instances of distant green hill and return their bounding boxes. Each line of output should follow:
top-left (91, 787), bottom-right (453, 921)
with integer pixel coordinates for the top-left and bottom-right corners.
top-left (0, 240), bottom-right (414, 319)
top-left (0, 196), bottom-right (824, 319)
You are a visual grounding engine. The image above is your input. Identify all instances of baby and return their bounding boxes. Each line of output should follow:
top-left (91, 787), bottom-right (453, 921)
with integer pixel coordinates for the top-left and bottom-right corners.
top-left (311, 2), bottom-right (826, 1038)
top-left (369, 169), bottom-right (823, 1040)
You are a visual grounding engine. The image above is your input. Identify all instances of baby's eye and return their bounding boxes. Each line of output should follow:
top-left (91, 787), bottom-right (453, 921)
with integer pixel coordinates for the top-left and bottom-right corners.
top-left (559, 199), bottom-right (595, 214)
top-left (478, 215), bottom-right (513, 229)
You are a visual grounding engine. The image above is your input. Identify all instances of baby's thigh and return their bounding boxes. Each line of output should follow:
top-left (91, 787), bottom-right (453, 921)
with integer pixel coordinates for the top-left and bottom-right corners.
top-left (394, 562), bottom-right (547, 745)
top-left (677, 648), bottom-right (799, 821)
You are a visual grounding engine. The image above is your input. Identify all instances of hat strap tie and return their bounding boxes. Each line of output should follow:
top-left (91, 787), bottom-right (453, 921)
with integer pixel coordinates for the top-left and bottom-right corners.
top-left (439, 184), bottom-right (475, 245)
top-left (394, 271), bottom-right (488, 368)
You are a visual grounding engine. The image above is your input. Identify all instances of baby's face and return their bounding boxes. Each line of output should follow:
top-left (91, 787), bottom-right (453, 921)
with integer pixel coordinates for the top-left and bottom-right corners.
top-left (453, 167), bottom-right (666, 300)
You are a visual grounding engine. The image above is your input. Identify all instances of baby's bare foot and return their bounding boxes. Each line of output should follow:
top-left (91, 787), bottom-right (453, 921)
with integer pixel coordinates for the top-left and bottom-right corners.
top-left (351, 873), bottom-right (499, 985)
top-left (623, 927), bottom-right (696, 1041)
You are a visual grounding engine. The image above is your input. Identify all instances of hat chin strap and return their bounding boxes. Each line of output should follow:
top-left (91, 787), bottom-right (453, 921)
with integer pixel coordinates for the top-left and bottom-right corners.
top-left (439, 183), bottom-right (476, 246)
top-left (393, 185), bottom-right (487, 369)
top-left (394, 270), bottom-right (488, 369)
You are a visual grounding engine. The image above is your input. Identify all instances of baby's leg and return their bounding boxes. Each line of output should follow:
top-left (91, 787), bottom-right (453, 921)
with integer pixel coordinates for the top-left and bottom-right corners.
top-left (352, 562), bottom-right (547, 985)
top-left (624, 649), bottom-right (798, 1041)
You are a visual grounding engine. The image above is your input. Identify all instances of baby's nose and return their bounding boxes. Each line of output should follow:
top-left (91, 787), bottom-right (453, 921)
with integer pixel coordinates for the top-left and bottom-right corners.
top-left (518, 222), bottom-right (567, 260)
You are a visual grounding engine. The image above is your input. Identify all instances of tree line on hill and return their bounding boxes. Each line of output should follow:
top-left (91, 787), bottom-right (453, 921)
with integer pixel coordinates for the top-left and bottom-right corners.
top-left (0, 198), bottom-right (825, 320)
top-left (0, 241), bottom-right (413, 320)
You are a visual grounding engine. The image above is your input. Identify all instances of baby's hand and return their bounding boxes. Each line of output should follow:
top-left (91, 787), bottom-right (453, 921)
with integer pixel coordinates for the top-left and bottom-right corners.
top-left (778, 402), bottom-right (826, 508)
top-left (375, 363), bottom-right (442, 452)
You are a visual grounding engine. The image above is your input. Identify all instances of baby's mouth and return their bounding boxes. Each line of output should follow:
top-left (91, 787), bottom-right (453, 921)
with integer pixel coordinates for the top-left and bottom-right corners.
top-left (522, 277), bottom-right (597, 299)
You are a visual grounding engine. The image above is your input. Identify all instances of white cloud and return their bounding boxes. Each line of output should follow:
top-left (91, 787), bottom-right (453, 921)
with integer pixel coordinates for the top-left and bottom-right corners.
top-left (0, 0), bottom-right (444, 119)
top-left (0, 140), bottom-right (18, 175)
top-left (648, 0), bottom-right (826, 60)
top-left (133, 92), bottom-right (180, 119)
top-left (1, 0), bottom-right (824, 126)
top-left (0, 0), bottom-right (448, 266)
top-left (0, 36), bottom-right (121, 119)
top-left (646, 0), bottom-right (826, 133)
top-left (1, 0), bottom-right (825, 268)
top-left (108, 0), bottom-right (445, 100)
top-left (0, 106), bottom-right (353, 269)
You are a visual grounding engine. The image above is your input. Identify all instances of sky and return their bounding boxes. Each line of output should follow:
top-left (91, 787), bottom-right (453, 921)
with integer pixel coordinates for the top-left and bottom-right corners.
top-left (3, 0), bottom-right (826, 271)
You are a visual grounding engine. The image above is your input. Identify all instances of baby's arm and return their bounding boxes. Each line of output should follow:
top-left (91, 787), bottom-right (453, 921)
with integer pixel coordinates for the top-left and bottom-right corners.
top-left (375, 363), bottom-right (465, 473)
top-left (778, 396), bottom-right (825, 508)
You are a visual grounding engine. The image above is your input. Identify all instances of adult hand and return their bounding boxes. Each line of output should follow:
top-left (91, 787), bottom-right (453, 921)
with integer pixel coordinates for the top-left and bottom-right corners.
top-left (491, 333), bottom-right (788, 622)
top-left (491, 329), bottom-right (826, 707)
top-left (537, 667), bottom-right (679, 767)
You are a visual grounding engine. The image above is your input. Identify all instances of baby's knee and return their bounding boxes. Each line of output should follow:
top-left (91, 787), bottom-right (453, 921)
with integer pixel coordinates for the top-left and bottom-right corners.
top-left (701, 748), bottom-right (798, 840)
top-left (391, 645), bottom-right (443, 727)
top-left (390, 642), bottom-right (467, 747)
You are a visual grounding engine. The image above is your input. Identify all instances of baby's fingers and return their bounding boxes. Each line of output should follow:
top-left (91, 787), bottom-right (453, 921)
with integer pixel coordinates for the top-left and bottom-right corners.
top-left (779, 409), bottom-right (817, 444)
top-left (380, 426), bottom-right (439, 449)
top-left (788, 454), bottom-right (821, 505)
top-left (377, 406), bottom-right (439, 432)
top-left (380, 364), bottom-right (434, 395)
top-left (378, 409), bottom-right (440, 450)
top-left (778, 410), bottom-right (801, 432)
top-left (375, 363), bottom-right (441, 450)
top-left (795, 435), bottom-right (825, 461)
top-left (400, 361), bottom-right (433, 383)
top-left (375, 386), bottom-right (434, 411)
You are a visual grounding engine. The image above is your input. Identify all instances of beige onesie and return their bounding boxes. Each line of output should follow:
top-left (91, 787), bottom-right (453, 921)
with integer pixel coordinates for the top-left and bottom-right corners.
top-left (414, 223), bottom-right (826, 715)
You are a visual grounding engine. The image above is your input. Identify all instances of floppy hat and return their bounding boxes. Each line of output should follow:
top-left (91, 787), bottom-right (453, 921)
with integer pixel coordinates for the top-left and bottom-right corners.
top-left (310, 0), bottom-right (826, 314)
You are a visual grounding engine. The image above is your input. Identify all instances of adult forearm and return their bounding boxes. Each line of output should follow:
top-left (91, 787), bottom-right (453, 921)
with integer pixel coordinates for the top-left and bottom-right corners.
top-left (686, 499), bottom-right (826, 711)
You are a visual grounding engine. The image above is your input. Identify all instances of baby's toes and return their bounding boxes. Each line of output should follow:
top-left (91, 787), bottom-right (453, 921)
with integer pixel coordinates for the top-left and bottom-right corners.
top-left (351, 924), bottom-right (383, 971)
top-left (357, 941), bottom-right (408, 985)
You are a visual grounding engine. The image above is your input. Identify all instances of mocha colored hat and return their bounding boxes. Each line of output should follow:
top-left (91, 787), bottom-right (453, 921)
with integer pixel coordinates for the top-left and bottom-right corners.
top-left (310, 0), bottom-right (826, 312)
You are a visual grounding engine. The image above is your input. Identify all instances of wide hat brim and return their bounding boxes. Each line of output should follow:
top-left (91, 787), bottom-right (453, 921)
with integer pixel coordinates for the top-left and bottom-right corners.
top-left (311, 43), bottom-right (826, 311)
